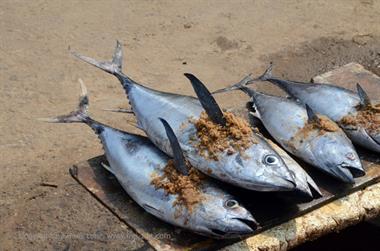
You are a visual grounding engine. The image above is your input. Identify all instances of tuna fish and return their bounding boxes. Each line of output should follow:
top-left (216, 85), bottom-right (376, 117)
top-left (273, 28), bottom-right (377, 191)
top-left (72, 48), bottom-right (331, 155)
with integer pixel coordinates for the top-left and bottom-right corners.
top-left (41, 80), bottom-right (258, 238)
top-left (108, 104), bottom-right (322, 199)
top-left (71, 42), bottom-right (296, 192)
top-left (244, 64), bottom-right (380, 153)
top-left (213, 77), bottom-right (365, 183)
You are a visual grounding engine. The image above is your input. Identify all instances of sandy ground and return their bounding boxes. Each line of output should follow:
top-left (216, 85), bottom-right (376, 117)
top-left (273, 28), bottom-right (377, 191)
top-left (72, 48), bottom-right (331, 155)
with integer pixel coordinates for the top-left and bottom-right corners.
top-left (1, 0), bottom-right (380, 250)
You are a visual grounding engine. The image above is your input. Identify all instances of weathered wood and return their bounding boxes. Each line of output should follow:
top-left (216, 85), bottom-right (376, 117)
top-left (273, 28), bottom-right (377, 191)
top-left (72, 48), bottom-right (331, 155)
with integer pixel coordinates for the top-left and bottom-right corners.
top-left (222, 183), bottom-right (380, 251)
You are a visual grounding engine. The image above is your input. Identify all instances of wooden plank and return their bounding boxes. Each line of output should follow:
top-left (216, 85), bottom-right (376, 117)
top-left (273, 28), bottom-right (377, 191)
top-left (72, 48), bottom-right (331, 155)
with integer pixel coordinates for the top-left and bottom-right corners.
top-left (70, 63), bottom-right (380, 251)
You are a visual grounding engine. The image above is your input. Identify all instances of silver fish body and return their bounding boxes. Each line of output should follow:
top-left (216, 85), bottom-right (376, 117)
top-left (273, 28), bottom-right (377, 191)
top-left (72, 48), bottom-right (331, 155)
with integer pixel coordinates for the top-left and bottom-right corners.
top-left (125, 80), bottom-right (296, 191)
top-left (45, 82), bottom-right (257, 238)
top-left (100, 127), bottom-right (257, 238)
top-left (73, 42), bottom-right (296, 192)
top-left (249, 89), bottom-right (364, 183)
top-left (265, 78), bottom-right (380, 152)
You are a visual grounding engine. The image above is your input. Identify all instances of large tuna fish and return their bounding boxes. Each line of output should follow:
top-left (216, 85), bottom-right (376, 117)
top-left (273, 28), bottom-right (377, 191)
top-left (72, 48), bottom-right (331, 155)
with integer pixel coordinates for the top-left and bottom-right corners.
top-left (41, 81), bottom-right (257, 238)
top-left (71, 42), bottom-right (296, 192)
top-left (244, 64), bottom-right (380, 153)
top-left (108, 106), bottom-right (322, 200)
top-left (213, 77), bottom-right (364, 183)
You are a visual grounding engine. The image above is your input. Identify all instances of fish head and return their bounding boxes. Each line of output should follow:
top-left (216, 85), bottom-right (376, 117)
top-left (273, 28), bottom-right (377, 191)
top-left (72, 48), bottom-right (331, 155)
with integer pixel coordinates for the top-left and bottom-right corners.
top-left (193, 188), bottom-right (258, 238)
top-left (223, 136), bottom-right (296, 191)
top-left (368, 129), bottom-right (380, 146)
top-left (340, 115), bottom-right (380, 152)
top-left (343, 126), bottom-right (380, 153)
top-left (311, 133), bottom-right (364, 183)
top-left (267, 140), bottom-right (322, 200)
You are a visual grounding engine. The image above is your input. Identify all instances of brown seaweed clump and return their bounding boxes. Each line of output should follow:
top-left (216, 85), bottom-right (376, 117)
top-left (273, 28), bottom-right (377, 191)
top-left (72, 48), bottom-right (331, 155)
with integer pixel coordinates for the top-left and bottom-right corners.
top-left (191, 111), bottom-right (256, 160)
top-left (315, 115), bottom-right (340, 132)
top-left (340, 104), bottom-right (380, 133)
top-left (291, 115), bottom-right (340, 143)
top-left (151, 160), bottom-right (205, 212)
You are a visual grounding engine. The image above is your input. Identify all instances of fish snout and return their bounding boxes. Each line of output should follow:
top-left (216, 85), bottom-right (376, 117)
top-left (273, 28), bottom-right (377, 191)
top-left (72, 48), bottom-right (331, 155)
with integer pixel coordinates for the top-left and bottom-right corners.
top-left (371, 132), bottom-right (380, 145)
top-left (208, 209), bottom-right (259, 238)
top-left (292, 184), bottom-right (314, 201)
top-left (340, 149), bottom-right (365, 178)
top-left (226, 216), bottom-right (258, 236)
top-left (266, 173), bottom-right (297, 191)
top-left (330, 163), bottom-right (355, 184)
top-left (260, 157), bottom-right (297, 191)
top-left (234, 216), bottom-right (258, 232)
top-left (208, 217), bottom-right (257, 238)
top-left (339, 160), bottom-right (365, 178)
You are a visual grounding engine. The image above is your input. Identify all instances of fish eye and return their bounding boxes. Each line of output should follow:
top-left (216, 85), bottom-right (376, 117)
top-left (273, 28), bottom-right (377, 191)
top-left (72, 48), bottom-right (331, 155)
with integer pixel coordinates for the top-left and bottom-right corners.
top-left (224, 199), bottom-right (239, 209)
top-left (264, 155), bottom-right (279, 165)
top-left (346, 152), bottom-right (355, 160)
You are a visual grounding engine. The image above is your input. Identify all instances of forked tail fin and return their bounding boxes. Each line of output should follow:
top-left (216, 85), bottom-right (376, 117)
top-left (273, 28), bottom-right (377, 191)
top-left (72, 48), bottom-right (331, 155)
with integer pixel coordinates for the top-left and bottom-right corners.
top-left (71, 41), bottom-right (136, 90)
top-left (211, 63), bottom-right (274, 95)
top-left (71, 41), bottom-right (122, 75)
top-left (211, 74), bottom-right (254, 95)
top-left (255, 62), bottom-right (273, 82)
top-left (39, 79), bottom-right (89, 124)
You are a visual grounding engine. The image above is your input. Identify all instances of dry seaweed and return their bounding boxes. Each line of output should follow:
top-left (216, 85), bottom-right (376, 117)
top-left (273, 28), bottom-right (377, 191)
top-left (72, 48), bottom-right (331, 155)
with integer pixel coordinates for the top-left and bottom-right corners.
top-left (190, 111), bottom-right (257, 160)
top-left (151, 160), bottom-right (205, 212)
top-left (289, 115), bottom-right (340, 145)
top-left (316, 115), bottom-right (340, 132)
top-left (340, 104), bottom-right (380, 133)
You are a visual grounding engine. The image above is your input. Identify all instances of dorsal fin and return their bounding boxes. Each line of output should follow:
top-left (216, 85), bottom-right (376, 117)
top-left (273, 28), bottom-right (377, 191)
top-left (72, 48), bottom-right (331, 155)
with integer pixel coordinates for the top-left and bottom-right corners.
top-left (159, 118), bottom-right (189, 176)
top-left (305, 104), bottom-right (319, 123)
top-left (184, 73), bottom-right (226, 126)
top-left (356, 83), bottom-right (371, 107)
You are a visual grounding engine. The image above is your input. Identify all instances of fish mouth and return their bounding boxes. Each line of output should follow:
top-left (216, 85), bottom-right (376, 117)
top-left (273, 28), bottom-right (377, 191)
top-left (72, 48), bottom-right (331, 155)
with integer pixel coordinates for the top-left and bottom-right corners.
top-left (308, 181), bottom-right (323, 198)
top-left (209, 217), bottom-right (258, 238)
top-left (358, 128), bottom-right (380, 152)
top-left (292, 183), bottom-right (322, 201)
top-left (368, 130), bottom-right (380, 146)
top-left (338, 162), bottom-right (365, 178)
top-left (232, 171), bottom-right (296, 191)
top-left (235, 216), bottom-right (259, 232)
top-left (270, 174), bottom-right (297, 191)
top-left (331, 162), bottom-right (364, 184)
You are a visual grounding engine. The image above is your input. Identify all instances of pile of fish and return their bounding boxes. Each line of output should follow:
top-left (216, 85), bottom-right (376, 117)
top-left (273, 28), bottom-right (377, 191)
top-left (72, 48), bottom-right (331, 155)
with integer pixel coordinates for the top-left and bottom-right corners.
top-left (43, 42), bottom-right (379, 239)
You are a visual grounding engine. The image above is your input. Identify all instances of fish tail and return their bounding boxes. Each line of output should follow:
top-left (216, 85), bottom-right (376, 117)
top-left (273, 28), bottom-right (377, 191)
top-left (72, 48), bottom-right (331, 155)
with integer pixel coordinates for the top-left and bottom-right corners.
top-left (71, 41), bottom-right (135, 90)
top-left (211, 74), bottom-right (255, 94)
top-left (256, 62), bottom-right (273, 82)
top-left (211, 63), bottom-right (274, 95)
top-left (39, 79), bottom-right (91, 124)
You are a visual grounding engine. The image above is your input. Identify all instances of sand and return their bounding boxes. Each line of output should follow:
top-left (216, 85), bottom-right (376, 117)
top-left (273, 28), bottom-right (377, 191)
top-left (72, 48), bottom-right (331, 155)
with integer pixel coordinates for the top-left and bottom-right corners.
top-left (2, 0), bottom-right (380, 249)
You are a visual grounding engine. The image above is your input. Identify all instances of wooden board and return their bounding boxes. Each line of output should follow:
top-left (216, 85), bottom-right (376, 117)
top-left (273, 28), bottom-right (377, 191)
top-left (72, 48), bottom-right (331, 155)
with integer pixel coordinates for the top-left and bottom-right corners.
top-left (70, 63), bottom-right (380, 251)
